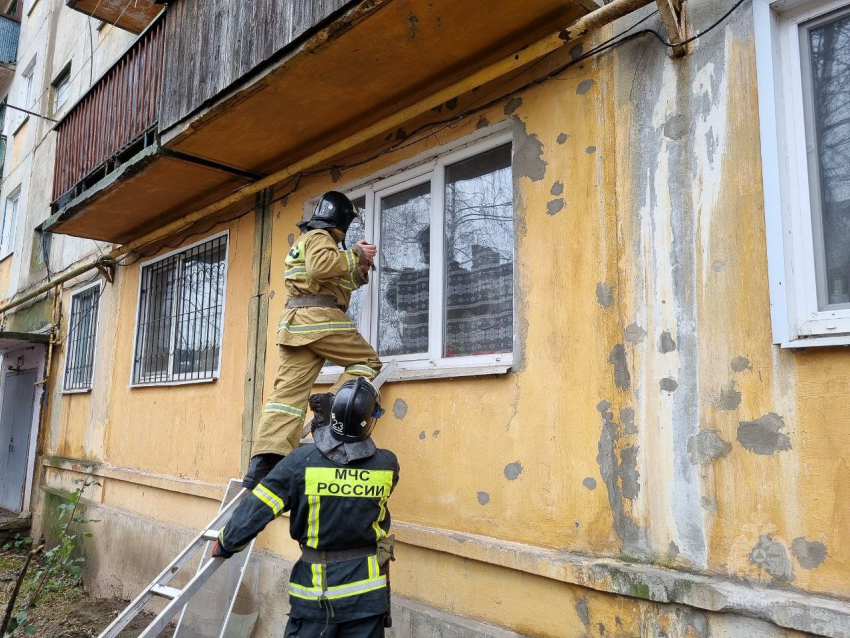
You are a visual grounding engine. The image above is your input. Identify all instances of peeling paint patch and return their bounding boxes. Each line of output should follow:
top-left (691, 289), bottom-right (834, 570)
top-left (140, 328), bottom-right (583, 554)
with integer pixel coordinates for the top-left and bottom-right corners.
top-left (669, 541), bottom-right (680, 558)
top-left (476, 117), bottom-right (490, 130)
top-left (749, 535), bottom-right (795, 581)
top-left (432, 430), bottom-right (440, 437)
top-left (569, 43), bottom-right (583, 60)
top-left (582, 477), bottom-right (597, 490)
top-left (393, 398), bottom-right (408, 420)
top-left (269, 290), bottom-right (275, 300)
top-left (550, 181), bottom-right (564, 196)
top-left (624, 323), bottom-right (645, 344)
top-left (395, 128), bottom-right (408, 140)
top-left (708, 380), bottom-right (742, 411)
top-left (476, 491), bottom-right (490, 506)
top-left (330, 166), bottom-right (342, 183)
top-left (514, 119), bottom-right (547, 182)
top-left (408, 14), bottom-right (419, 39)
top-left (504, 462), bottom-right (523, 480)
top-left (659, 377), bottom-right (678, 393)
top-left (576, 598), bottom-right (590, 627)
top-left (620, 408), bottom-right (637, 434)
top-left (596, 282), bottom-right (614, 308)
top-left (738, 413), bottom-right (792, 455)
top-left (658, 331), bottom-right (677, 353)
top-left (546, 199), bottom-right (565, 216)
top-left (609, 344), bottom-right (630, 389)
top-left (585, 146), bottom-right (597, 154)
top-left (556, 132), bottom-right (569, 145)
top-left (620, 447), bottom-right (640, 500)
top-left (287, 233), bottom-right (295, 246)
top-left (687, 430), bottom-right (732, 465)
top-left (712, 260), bottom-right (726, 272)
top-left (576, 79), bottom-right (595, 95)
top-left (730, 356), bottom-right (751, 372)
top-left (700, 496), bottom-right (717, 512)
top-left (504, 97), bottom-right (522, 115)
top-left (663, 112), bottom-right (689, 140)
top-left (445, 97), bottom-right (458, 110)
top-left (418, 431), bottom-right (426, 440)
top-left (791, 537), bottom-right (827, 569)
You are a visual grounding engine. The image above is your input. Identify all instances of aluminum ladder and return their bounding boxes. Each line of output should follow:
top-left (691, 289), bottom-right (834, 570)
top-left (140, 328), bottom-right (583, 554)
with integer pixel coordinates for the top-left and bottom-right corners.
top-left (97, 362), bottom-right (396, 638)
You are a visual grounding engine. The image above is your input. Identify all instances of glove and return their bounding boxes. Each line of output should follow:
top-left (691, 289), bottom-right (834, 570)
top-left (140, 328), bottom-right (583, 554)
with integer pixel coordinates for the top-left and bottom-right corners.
top-left (211, 540), bottom-right (234, 559)
top-left (242, 453), bottom-right (283, 491)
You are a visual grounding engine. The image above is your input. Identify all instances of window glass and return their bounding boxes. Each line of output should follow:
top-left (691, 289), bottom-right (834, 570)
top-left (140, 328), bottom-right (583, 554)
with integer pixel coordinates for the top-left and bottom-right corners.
top-left (804, 9), bottom-right (850, 307)
top-left (346, 197), bottom-right (367, 324)
top-left (1, 193), bottom-right (18, 257)
top-left (52, 69), bottom-right (70, 113)
top-left (378, 182), bottom-right (431, 356)
top-left (63, 285), bottom-right (100, 391)
top-left (444, 144), bottom-right (514, 357)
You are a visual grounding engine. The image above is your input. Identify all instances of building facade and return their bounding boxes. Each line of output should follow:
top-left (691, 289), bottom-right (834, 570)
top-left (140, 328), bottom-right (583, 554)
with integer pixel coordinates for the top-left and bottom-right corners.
top-left (0, 0), bottom-right (846, 636)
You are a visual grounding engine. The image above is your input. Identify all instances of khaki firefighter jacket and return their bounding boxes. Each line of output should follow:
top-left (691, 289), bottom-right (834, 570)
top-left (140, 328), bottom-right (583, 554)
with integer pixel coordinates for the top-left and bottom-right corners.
top-left (277, 228), bottom-right (370, 347)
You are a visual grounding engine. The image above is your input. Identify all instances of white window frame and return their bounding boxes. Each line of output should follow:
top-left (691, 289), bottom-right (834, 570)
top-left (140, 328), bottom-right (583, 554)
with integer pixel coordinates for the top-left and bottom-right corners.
top-left (755, 0), bottom-right (850, 346)
top-left (0, 188), bottom-right (19, 259)
top-left (313, 126), bottom-right (516, 383)
top-left (51, 65), bottom-right (70, 114)
top-left (129, 230), bottom-right (230, 387)
top-left (62, 280), bottom-right (102, 394)
top-left (21, 59), bottom-right (35, 109)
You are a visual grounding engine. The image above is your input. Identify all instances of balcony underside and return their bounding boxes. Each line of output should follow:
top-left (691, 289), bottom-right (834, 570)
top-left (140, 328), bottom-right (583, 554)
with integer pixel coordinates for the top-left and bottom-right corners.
top-left (66, 0), bottom-right (161, 34)
top-left (45, 146), bottom-right (252, 244)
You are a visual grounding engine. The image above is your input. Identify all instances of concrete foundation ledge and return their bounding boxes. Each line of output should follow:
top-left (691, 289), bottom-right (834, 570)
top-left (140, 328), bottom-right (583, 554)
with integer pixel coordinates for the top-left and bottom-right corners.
top-left (387, 597), bottom-right (528, 638)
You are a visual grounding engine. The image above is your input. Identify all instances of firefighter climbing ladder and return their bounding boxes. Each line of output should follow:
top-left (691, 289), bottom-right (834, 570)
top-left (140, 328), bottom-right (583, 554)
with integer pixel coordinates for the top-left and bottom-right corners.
top-left (96, 362), bottom-right (397, 638)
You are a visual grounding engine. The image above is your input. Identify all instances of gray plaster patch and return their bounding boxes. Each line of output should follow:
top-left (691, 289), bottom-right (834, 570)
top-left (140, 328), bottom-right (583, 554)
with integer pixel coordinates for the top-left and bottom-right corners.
top-left (393, 398), bottom-right (408, 420)
top-left (476, 491), bottom-right (490, 506)
top-left (418, 431), bottom-right (426, 440)
top-left (663, 112), bottom-right (689, 140)
top-left (550, 181), bottom-right (564, 196)
top-left (708, 380), bottom-right (742, 411)
top-left (576, 598), bottom-right (590, 627)
top-left (504, 97), bottom-right (522, 115)
top-left (791, 537), bottom-right (827, 570)
top-left (330, 167), bottom-right (342, 183)
top-left (556, 132), bottom-right (569, 145)
top-left (624, 323), bottom-right (646, 344)
top-left (269, 290), bottom-right (275, 300)
top-left (619, 408), bottom-right (637, 435)
top-left (687, 430), bottom-right (732, 465)
top-left (700, 496), bottom-right (718, 512)
top-left (569, 43), bottom-right (583, 60)
top-left (432, 430), bottom-right (440, 437)
top-left (712, 260), bottom-right (726, 272)
top-left (476, 117), bottom-right (490, 130)
top-left (576, 79), bottom-right (595, 95)
top-left (730, 356), bottom-right (751, 372)
top-left (546, 199), bottom-right (565, 216)
top-left (585, 146), bottom-right (597, 154)
top-left (582, 477), bottom-right (597, 490)
top-left (619, 446), bottom-right (640, 500)
top-left (514, 118), bottom-right (547, 182)
top-left (738, 413), bottom-right (792, 455)
top-left (596, 282), bottom-right (614, 308)
top-left (504, 462), bottom-right (523, 481)
top-left (749, 535), bottom-right (795, 581)
top-left (287, 233), bottom-right (295, 246)
top-left (609, 344), bottom-right (630, 389)
top-left (659, 378), bottom-right (679, 393)
top-left (669, 541), bottom-right (680, 558)
top-left (658, 331), bottom-right (677, 353)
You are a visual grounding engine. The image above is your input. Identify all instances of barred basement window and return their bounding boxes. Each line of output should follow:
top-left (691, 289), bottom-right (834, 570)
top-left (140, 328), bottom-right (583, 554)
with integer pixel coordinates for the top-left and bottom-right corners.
top-left (63, 282), bottom-right (101, 392)
top-left (132, 232), bottom-right (228, 385)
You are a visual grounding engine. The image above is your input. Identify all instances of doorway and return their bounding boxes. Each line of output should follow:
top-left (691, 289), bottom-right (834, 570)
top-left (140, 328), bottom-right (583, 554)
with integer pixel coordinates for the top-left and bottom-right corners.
top-left (0, 367), bottom-right (37, 512)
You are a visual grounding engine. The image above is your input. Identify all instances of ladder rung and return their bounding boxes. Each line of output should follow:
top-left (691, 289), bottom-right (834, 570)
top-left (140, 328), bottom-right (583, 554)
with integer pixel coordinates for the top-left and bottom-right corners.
top-left (151, 585), bottom-right (183, 600)
top-left (202, 530), bottom-right (219, 541)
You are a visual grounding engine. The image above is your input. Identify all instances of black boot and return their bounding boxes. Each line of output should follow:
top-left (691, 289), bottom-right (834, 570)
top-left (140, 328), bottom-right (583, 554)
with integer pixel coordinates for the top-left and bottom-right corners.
top-left (308, 393), bottom-right (334, 432)
top-left (242, 453), bottom-right (283, 490)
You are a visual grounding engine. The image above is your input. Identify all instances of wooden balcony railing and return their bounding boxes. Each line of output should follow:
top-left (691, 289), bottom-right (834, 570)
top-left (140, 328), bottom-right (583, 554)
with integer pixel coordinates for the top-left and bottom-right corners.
top-left (52, 15), bottom-right (165, 205)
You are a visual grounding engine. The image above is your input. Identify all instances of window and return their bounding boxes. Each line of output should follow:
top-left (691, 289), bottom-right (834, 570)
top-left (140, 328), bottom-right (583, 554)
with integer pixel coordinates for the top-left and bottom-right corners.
top-left (318, 130), bottom-right (515, 378)
top-left (755, 0), bottom-right (850, 345)
top-left (21, 63), bottom-right (34, 108)
top-left (0, 190), bottom-right (18, 258)
top-left (131, 232), bottom-right (228, 385)
top-left (63, 282), bottom-right (101, 392)
top-left (51, 65), bottom-right (70, 114)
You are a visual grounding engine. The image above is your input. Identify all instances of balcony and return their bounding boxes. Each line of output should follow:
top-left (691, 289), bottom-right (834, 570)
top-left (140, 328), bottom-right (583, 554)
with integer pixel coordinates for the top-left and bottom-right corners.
top-left (47, 14), bottom-right (254, 244)
top-left (0, 14), bottom-right (20, 98)
top-left (66, 0), bottom-right (162, 34)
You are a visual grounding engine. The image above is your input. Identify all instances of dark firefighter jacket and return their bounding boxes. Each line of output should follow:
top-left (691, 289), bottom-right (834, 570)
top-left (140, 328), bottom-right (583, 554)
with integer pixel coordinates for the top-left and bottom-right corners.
top-left (218, 443), bottom-right (400, 622)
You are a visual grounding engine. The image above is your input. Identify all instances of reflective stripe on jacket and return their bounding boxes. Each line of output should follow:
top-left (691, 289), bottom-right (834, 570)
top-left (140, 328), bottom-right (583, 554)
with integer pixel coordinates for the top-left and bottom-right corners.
top-left (278, 229), bottom-right (369, 346)
top-left (219, 445), bottom-right (400, 623)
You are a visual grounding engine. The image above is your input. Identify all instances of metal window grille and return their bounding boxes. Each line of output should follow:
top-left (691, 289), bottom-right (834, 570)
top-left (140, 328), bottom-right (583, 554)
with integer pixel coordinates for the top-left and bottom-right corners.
top-left (63, 284), bottom-right (101, 391)
top-left (132, 234), bottom-right (228, 385)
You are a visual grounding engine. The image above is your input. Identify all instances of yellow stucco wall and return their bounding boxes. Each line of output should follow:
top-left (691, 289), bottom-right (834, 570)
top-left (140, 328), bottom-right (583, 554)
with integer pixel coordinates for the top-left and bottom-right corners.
top-left (36, 3), bottom-right (849, 636)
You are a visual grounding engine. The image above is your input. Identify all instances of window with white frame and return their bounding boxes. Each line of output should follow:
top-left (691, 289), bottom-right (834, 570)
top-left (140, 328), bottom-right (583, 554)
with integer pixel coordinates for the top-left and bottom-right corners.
top-left (51, 65), bottom-right (70, 114)
top-left (131, 232), bottom-right (228, 385)
top-left (320, 131), bottom-right (515, 376)
top-left (756, 0), bottom-right (850, 344)
top-left (63, 282), bottom-right (101, 392)
top-left (21, 62), bottom-right (34, 109)
top-left (0, 190), bottom-right (19, 258)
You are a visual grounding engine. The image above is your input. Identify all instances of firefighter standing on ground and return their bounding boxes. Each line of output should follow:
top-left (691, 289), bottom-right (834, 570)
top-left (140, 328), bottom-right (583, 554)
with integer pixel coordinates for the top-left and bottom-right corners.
top-left (244, 191), bottom-right (383, 490)
top-left (214, 378), bottom-right (399, 637)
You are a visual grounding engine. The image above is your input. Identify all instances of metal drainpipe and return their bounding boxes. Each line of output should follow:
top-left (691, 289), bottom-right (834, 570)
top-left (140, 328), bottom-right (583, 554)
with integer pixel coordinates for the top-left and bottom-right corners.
top-left (0, 0), bottom-right (655, 316)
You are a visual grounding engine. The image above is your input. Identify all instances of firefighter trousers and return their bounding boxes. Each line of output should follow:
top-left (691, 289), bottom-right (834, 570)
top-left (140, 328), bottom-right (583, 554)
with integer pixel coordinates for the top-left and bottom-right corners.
top-left (252, 331), bottom-right (382, 457)
top-left (283, 615), bottom-right (385, 638)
